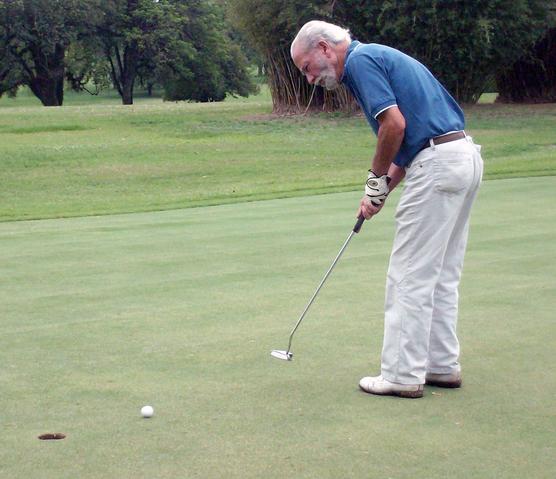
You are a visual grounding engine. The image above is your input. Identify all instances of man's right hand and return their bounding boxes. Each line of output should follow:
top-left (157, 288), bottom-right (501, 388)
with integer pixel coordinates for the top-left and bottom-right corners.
top-left (357, 195), bottom-right (384, 220)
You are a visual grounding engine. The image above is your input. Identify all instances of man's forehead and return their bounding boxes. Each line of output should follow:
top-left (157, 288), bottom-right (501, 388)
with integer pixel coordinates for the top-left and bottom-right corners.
top-left (292, 45), bottom-right (311, 68)
top-left (291, 45), bottom-right (303, 62)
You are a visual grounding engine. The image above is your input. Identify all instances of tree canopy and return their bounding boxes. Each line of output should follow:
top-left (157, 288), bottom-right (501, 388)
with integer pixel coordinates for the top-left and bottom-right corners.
top-left (160, 0), bottom-right (257, 102)
top-left (2, 0), bottom-right (554, 108)
top-left (0, 0), bottom-right (99, 106)
top-left (365, 0), bottom-right (551, 103)
top-left (0, 0), bottom-right (256, 106)
top-left (496, 4), bottom-right (556, 103)
top-left (231, 0), bottom-right (555, 111)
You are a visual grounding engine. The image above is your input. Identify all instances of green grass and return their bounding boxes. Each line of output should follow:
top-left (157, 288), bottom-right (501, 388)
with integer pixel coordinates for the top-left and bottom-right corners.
top-left (1, 88), bottom-right (555, 477)
top-left (1, 177), bottom-right (555, 478)
top-left (1, 88), bottom-right (555, 221)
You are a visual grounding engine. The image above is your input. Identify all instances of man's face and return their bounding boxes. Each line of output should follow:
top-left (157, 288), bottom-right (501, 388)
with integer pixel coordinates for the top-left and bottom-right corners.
top-left (292, 43), bottom-right (340, 90)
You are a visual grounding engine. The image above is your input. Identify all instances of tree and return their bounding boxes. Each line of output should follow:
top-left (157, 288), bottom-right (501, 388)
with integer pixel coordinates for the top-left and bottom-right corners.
top-left (96, 0), bottom-right (156, 105)
top-left (230, 0), bottom-right (355, 113)
top-left (161, 0), bottom-right (257, 102)
top-left (496, 2), bottom-right (556, 103)
top-left (0, 0), bottom-right (99, 106)
top-left (231, 0), bottom-right (554, 111)
top-left (370, 0), bottom-right (551, 104)
top-left (95, 0), bottom-right (256, 105)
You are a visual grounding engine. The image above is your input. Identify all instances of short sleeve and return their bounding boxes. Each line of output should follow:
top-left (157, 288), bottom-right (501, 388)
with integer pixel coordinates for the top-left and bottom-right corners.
top-left (347, 53), bottom-right (397, 119)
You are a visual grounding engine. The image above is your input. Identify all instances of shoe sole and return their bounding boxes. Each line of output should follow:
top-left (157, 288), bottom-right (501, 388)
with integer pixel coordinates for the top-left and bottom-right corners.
top-left (425, 379), bottom-right (462, 388)
top-left (359, 385), bottom-right (424, 399)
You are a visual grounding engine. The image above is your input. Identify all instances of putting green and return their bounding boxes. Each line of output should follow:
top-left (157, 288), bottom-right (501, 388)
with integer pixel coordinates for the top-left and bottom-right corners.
top-left (1, 176), bottom-right (554, 478)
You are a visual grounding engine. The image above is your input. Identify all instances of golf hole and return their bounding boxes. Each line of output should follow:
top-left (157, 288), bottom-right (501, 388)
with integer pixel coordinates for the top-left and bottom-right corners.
top-left (38, 433), bottom-right (66, 441)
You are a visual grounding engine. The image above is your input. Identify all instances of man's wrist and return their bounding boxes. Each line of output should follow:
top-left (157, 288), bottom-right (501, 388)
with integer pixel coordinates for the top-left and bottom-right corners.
top-left (369, 170), bottom-right (391, 184)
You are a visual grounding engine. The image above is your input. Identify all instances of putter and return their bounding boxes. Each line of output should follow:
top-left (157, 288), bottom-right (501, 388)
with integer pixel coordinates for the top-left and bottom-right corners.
top-left (271, 214), bottom-right (366, 361)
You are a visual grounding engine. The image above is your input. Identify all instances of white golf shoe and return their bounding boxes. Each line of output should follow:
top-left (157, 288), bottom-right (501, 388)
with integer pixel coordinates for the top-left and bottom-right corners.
top-left (359, 375), bottom-right (424, 399)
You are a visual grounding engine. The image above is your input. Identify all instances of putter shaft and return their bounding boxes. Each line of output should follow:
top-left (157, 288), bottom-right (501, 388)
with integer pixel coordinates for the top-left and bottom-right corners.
top-left (285, 221), bottom-right (362, 354)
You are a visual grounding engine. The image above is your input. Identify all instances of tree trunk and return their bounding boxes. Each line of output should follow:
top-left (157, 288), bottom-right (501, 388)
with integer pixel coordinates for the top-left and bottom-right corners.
top-left (56, 74), bottom-right (64, 106)
top-left (496, 28), bottom-right (556, 103)
top-left (121, 75), bottom-right (135, 105)
top-left (54, 43), bottom-right (65, 106)
top-left (266, 47), bottom-right (358, 114)
top-left (106, 39), bottom-right (139, 105)
top-left (121, 40), bottom-right (139, 105)
top-left (28, 78), bottom-right (62, 106)
top-left (27, 43), bottom-right (66, 106)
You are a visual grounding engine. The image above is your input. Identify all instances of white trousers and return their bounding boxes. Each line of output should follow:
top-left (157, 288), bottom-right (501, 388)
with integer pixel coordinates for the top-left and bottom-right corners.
top-left (381, 137), bottom-right (483, 385)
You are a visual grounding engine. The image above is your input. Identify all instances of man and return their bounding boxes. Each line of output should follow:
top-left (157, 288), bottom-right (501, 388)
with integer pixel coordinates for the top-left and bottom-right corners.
top-left (291, 20), bottom-right (483, 398)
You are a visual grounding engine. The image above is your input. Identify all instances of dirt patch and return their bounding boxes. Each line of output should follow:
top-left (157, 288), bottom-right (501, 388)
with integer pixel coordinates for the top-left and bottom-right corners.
top-left (241, 110), bottom-right (365, 122)
top-left (241, 112), bottom-right (299, 122)
top-left (38, 433), bottom-right (66, 440)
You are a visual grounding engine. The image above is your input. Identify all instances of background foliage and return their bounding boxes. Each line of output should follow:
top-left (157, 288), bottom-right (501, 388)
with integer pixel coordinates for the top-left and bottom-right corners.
top-left (1, 1), bottom-right (554, 109)
top-left (360, 0), bottom-right (551, 103)
top-left (496, 26), bottom-right (556, 103)
top-left (231, 0), bottom-right (555, 110)
top-left (0, 0), bottom-right (256, 105)
top-left (0, 0), bottom-right (100, 106)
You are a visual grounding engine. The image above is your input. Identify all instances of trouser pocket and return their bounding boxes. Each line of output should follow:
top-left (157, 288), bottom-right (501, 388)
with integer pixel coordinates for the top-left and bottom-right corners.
top-left (432, 154), bottom-right (474, 193)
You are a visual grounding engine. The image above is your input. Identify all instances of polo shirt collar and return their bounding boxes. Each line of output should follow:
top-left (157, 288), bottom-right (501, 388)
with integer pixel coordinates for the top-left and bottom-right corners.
top-left (341, 40), bottom-right (361, 83)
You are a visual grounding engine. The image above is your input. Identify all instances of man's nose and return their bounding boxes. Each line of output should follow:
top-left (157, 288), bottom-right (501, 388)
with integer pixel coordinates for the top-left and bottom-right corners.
top-left (306, 74), bottom-right (316, 84)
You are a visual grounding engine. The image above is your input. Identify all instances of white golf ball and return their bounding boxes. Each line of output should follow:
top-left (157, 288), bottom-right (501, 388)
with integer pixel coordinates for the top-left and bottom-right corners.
top-left (141, 405), bottom-right (154, 418)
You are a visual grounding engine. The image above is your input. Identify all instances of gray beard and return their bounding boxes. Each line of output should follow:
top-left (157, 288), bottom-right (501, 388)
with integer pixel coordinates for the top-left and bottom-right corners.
top-left (317, 70), bottom-right (340, 90)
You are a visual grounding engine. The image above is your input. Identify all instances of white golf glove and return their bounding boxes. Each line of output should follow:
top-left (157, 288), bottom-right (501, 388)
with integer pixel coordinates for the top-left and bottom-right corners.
top-left (365, 171), bottom-right (390, 206)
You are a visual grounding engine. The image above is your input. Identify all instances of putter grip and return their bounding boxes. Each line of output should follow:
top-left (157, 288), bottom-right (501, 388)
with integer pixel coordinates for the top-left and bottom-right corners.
top-left (353, 214), bottom-right (365, 233)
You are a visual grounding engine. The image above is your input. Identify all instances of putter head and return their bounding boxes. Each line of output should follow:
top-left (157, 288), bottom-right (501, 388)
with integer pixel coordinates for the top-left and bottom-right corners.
top-left (271, 350), bottom-right (293, 361)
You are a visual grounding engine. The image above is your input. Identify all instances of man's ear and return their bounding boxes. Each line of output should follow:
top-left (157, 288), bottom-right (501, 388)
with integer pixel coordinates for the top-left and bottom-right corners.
top-left (318, 40), bottom-right (330, 56)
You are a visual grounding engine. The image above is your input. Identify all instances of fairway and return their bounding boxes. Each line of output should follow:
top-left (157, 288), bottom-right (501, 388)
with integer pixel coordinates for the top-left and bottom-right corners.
top-left (1, 94), bottom-right (555, 222)
top-left (1, 176), bottom-right (554, 478)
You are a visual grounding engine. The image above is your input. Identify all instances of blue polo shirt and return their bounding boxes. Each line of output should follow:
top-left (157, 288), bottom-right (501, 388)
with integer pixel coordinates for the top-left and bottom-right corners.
top-left (341, 41), bottom-right (465, 167)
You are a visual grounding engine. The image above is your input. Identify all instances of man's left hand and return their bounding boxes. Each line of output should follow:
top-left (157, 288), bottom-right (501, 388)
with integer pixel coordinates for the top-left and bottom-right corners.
top-left (365, 171), bottom-right (390, 205)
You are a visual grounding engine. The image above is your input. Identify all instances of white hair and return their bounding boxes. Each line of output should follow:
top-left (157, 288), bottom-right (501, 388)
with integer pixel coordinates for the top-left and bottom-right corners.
top-left (291, 20), bottom-right (351, 57)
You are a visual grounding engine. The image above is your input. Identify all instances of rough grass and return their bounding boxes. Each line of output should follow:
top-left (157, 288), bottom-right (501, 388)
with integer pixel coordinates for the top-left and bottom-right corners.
top-left (1, 88), bottom-right (555, 221)
top-left (0, 177), bottom-right (554, 479)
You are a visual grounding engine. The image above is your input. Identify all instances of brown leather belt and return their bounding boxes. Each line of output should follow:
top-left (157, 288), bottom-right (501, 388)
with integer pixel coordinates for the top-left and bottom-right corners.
top-left (420, 131), bottom-right (466, 152)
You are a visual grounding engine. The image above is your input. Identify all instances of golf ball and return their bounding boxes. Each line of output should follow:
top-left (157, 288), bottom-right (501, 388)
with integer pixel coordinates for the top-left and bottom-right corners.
top-left (141, 405), bottom-right (154, 418)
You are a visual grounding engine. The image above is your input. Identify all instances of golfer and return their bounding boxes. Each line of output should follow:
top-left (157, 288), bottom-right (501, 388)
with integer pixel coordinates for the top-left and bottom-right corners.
top-left (291, 20), bottom-right (483, 398)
